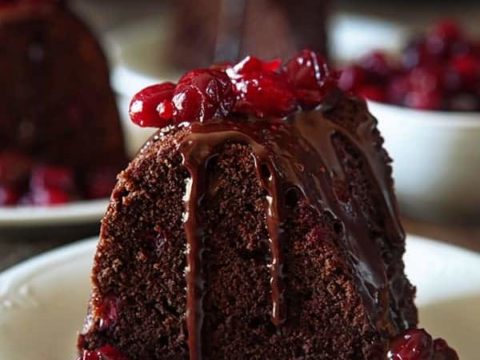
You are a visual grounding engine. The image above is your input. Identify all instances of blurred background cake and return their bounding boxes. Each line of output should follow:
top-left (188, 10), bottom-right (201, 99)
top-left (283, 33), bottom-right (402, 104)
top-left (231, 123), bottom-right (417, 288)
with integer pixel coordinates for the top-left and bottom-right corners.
top-left (0, 0), bottom-right (127, 206)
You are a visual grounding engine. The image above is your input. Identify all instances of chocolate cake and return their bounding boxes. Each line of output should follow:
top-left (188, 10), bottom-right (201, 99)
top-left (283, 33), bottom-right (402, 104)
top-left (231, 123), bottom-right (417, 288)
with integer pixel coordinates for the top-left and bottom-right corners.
top-left (77, 51), bottom-right (458, 359)
top-left (0, 0), bottom-right (127, 205)
top-left (169, 0), bottom-right (329, 71)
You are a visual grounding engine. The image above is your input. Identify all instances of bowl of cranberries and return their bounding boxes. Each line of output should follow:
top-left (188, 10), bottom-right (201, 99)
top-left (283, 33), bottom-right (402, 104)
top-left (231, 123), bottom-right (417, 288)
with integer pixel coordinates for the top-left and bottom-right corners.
top-left (339, 20), bottom-right (480, 222)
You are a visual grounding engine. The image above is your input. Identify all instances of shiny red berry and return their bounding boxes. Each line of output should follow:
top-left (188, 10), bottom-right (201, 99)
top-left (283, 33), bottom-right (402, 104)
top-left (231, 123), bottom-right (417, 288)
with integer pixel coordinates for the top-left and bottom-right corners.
top-left (284, 49), bottom-right (338, 107)
top-left (172, 69), bottom-right (235, 122)
top-left (360, 51), bottom-right (393, 80)
top-left (388, 329), bottom-right (434, 360)
top-left (80, 345), bottom-right (127, 360)
top-left (228, 56), bottom-right (296, 117)
top-left (129, 83), bottom-right (176, 127)
top-left (432, 339), bottom-right (459, 360)
top-left (97, 296), bottom-right (119, 330)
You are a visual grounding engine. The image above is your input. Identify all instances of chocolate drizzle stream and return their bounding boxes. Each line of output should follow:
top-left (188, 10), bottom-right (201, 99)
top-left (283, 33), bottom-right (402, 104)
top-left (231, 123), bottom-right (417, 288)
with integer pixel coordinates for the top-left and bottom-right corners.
top-left (177, 97), bottom-right (404, 359)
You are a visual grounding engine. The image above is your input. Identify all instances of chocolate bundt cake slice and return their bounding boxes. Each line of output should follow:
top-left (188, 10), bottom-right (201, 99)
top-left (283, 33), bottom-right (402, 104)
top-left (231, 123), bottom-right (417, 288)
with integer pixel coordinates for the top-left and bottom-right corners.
top-left (77, 51), bottom-right (458, 359)
top-left (0, 0), bottom-right (126, 205)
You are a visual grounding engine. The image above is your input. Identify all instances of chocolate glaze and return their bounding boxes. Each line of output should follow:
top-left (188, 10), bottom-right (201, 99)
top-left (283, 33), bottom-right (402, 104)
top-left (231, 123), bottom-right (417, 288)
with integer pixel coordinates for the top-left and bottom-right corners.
top-left (177, 96), bottom-right (405, 359)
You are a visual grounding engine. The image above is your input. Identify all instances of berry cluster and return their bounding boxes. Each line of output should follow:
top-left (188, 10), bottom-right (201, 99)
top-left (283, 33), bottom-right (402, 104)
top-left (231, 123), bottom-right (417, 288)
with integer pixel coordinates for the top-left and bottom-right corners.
top-left (388, 329), bottom-right (458, 360)
top-left (0, 151), bottom-right (116, 206)
top-left (79, 345), bottom-right (127, 360)
top-left (339, 20), bottom-right (480, 111)
top-left (129, 49), bottom-right (338, 128)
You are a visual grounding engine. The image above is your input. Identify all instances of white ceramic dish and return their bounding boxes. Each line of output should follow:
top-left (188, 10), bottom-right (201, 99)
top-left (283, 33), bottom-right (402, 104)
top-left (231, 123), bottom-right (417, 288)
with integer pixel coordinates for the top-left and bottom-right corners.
top-left (0, 235), bottom-right (479, 360)
top-left (0, 199), bottom-right (109, 227)
top-left (370, 100), bottom-right (480, 222)
top-left (107, 14), bottom-right (407, 157)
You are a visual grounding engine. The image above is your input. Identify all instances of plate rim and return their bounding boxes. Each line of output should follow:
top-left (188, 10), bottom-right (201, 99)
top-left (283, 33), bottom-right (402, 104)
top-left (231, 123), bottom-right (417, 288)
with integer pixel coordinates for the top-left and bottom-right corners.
top-left (0, 199), bottom-right (109, 227)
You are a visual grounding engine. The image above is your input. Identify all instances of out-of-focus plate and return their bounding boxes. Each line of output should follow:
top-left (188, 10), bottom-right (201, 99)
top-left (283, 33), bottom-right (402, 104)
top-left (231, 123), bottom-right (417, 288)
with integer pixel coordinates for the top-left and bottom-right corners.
top-left (0, 199), bottom-right (109, 227)
top-left (0, 235), bottom-right (478, 359)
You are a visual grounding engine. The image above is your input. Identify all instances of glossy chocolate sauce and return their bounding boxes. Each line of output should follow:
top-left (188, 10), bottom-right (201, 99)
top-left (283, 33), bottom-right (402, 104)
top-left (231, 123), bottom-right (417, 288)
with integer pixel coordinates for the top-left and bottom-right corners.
top-left (176, 97), bottom-right (404, 360)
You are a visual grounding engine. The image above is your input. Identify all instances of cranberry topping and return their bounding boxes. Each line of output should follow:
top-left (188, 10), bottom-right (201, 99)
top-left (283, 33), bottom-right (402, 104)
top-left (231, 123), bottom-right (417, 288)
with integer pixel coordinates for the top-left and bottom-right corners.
top-left (283, 49), bottom-right (338, 107)
top-left (129, 50), bottom-right (339, 127)
top-left (130, 83), bottom-right (176, 128)
top-left (388, 329), bottom-right (458, 360)
top-left (339, 20), bottom-right (480, 111)
top-left (30, 187), bottom-right (70, 206)
top-left (227, 56), bottom-right (297, 118)
top-left (79, 345), bottom-right (127, 360)
top-left (173, 69), bottom-right (235, 122)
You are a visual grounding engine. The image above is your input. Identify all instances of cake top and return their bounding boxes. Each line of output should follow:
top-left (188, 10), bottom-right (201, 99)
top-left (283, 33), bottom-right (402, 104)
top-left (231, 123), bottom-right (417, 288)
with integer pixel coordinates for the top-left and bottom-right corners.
top-left (129, 49), bottom-right (339, 129)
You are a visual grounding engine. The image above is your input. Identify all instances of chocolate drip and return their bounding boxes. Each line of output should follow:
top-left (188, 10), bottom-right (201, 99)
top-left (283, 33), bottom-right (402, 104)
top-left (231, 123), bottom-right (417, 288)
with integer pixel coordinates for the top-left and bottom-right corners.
top-left (177, 97), bottom-right (404, 358)
top-left (181, 148), bottom-right (207, 360)
top-left (254, 158), bottom-right (287, 326)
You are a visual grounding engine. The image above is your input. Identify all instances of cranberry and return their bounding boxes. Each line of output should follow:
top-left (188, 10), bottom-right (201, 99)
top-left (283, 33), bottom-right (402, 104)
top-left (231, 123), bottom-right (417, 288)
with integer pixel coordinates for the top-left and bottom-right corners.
top-left (283, 49), bottom-right (338, 107)
top-left (79, 345), bottom-right (127, 360)
top-left (97, 296), bottom-right (119, 330)
top-left (357, 85), bottom-right (386, 102)
top-left (228, 56), bottom-right (297, 117)
top-left (0, 151), bottom-right (32, 186)
top-left (426, 20), bottom-right (463, 58)
top-left (449, 53), bottom-right (480, 90)
top-left (129, 83), bottom-right (176, 128)
top-left (388, 329), bottom-right (434, 360)
top-left (338, 65), bottom-right (366, 92)
top-left (30, 187), bottom-right (70, 206)
top-left (402, 39), bottom-right (435, 70)
top-left (85, 168), bottom-right (117, 199)
top-left (30, 164), bottom-right (75, 193)
top-left (387, 75), bottom-right (411, 105)
top-left (0, 185), bottom-right (20, 206)
top-left (231, 56), bottom-right (281, 74)
top-left (360, 51), bottom-right (393, 80)
top-left (172, 69), bottom-right (235, 122)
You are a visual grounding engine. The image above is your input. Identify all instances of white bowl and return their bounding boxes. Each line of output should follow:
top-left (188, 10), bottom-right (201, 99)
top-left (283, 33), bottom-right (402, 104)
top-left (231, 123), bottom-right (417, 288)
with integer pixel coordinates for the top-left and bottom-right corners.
top-left (369, 100), bottom-right (480, 223)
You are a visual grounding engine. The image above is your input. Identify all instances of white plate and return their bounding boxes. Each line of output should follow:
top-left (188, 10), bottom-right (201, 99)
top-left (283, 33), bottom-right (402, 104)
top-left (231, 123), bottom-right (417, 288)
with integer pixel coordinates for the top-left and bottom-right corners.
top-left (0, 199), bottom-right (109, 227)
top-left (0, 235), bottom-right (478, 360)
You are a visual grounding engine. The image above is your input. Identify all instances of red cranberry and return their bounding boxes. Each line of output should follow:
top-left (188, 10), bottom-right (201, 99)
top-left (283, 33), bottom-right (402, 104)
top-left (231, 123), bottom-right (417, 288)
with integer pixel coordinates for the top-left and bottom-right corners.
top-left (97, 296), bottom-right (119, 330)
top-left (30, 165), bottom-right (75, 193)
top-left (426, 20), bottom-right (463, 58)
top-left (360, 51), bottom-right (393, 80)
top-left (338, 65), bottom-right (366, 92)
top-left (387, 75), bottom-right (411, 105)
top-left (79, 345), bottom-right (127, 360)
top-left (0, 185), bottom-right (20, 206)
top-left (30, 187), bottom-right (70, 206)
top-left (402, 39), bottom-right (435, 70)
top-left (129, 83), bottom-right (176, 128)
top-left (449, 53), bottom-right (480, 90)
top-left (357, 85), bottom-right (387, 102)
top-left (228, 56), bottom-right (297, 118)
top-left (172, 69), bottom-right (235, 122)
top-left (231, 56), bottom-right (281, 74)
top-left (283, 49), bottom-right (338, 107)
top-left (388, 329), bottom-right (434, 360)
